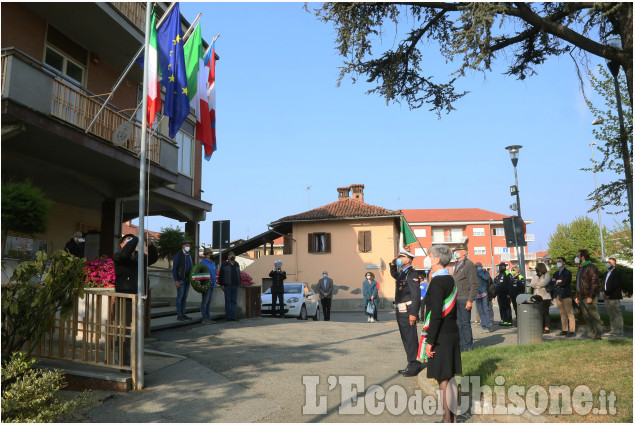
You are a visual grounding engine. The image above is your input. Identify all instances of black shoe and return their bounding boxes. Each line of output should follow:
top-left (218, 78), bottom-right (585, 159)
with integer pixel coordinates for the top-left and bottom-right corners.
top-left (558, 331), bottom-right (567, 336)
top-left (543, 329), bottom-right (550, 334)
top-left (230, 318), bottom-right (239, 321)
top-left (225, 318), bottom-right (231, 322)
top-left (401, 367), bottom-right (422, 377)
top-left (397, 366), bottom-right (408, 374)
top-left (566, 332), bottom-right (575, 337)
top-left (183, 315), bottom-right (193, 320)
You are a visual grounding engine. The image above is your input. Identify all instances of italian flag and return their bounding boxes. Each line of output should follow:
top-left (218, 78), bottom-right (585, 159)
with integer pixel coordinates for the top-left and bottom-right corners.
top-left (184, 24), bottom-right (213, 159)
top-left (147, 12), bottom-right (161, 130)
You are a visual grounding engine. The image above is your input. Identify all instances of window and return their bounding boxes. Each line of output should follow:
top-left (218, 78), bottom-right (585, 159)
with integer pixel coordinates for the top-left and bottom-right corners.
top-left (358, 230), bottom-right (372, 252)
top-left (474, 246), bottom-right (486, 255)
top-left (283, 235), bottom-right (293, 255)
top-left (494, 246), bottom-right (507, 255)
top-left (3, 237), bottom-right (47, 260)
top-left (414, 228), bottom-right (426, 238)
top-left (44, 25), bottom-right (87, 87)
top-left (492, 228), bottom-right (505, 236)
top-left (175, 123), bottom-right (194, 176)
top-left (432, 228), bottom-right (444, 243)
top-left (308, 233), bottom-right (331, 254)
top-left (473, 227), bottom-right (485, 237)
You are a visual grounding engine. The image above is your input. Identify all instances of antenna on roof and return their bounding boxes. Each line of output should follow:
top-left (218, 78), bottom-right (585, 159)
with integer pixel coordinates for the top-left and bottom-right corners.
top-left (307, 185), bottom-right (312, 209)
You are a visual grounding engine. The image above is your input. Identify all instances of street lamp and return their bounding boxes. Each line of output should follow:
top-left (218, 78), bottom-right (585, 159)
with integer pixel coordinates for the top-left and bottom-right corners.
top-left (505, 145), bottom-right (526, 277)
top-left (604, 37), bottom-right (633, 236)
top-left (589, 141), bottom-right (606, 260)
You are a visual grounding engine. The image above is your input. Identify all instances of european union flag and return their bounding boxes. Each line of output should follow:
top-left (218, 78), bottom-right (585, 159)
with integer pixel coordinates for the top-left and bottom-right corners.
top-left (156, 3), bottom-right (189, 139)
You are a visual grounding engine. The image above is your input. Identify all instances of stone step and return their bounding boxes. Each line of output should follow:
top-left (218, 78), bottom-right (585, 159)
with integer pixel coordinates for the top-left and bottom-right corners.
top-left (150, 311), bottom-right (226, 332)
top-left (150, 305), bottom-right (199, 319)
top-left (150, 300), bottom-right (170, 308)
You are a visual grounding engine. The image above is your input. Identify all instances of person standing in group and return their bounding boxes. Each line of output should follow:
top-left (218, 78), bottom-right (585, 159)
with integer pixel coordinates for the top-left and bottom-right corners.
top-left (451, 240), bottom-right (478, 352)
top-left (200, 248), bottom-right (217, 325)
top-left (553, 257), bottom-right (575, 337)
top-left (575, 249), bottom-right (602, 339)
top-left (529, 263), bottom-right (552, 334)
top-left (485, 268), bottom-right (496, 329)
top-left (423, 245), bottom-right (461, 424)
top-left (494, 263), bottom-right (513, 326)
top-left (113, 234), bottom-right (158, 366)
top-left (474, 262), bottom-right (491, 333)
top-left (363, 272), bottom-right (378, 323)
top-left (509, 266), bottom-right (526, 325)
top-left (419, 271), bottom-right (429, 324)
top-left (219, 251), bottom-right (241, 322)
top-left (269, 260), bottom-right (286, 318)
top-left (317, 271), bottom-right (333, 321)
top-left (64, 231), bottom-right (85, 258)
top-left (602, 257), bottom-right (624, 337)
top-left (173, 240), bottom-right (194, 321)
top-left (390, 249), bottom-right (423, 377)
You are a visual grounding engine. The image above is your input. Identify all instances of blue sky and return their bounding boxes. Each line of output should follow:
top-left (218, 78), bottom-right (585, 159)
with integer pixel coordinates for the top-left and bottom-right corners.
top-left (141, 1), bottom-right (628, 254)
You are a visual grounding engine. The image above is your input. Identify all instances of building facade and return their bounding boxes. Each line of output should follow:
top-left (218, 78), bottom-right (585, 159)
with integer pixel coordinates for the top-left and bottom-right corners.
top-left (1, 3), bottom-right (211, 269)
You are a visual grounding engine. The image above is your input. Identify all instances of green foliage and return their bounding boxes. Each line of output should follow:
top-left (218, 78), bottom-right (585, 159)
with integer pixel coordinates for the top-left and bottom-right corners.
top-left (1, 250), bottom-right (86, 359)
top-left (156, 226), bottom-right (193, 263)
top-left (310, 3), bottom-right (633, 116)
top-left (606, 219), bottom-right (633, 263)
top-left (1, 352), bottom-right (91, 422)
top-left (1, 181), bottom-right (52, 248)
top-left (547, 216), bottom-right (607, 264)
top-left (584, 64), bottom-right (633, 216)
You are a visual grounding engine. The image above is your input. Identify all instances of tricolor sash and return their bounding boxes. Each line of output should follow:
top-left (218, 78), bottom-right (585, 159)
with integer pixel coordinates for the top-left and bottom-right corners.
top-left (417, 284), bottom-right (458, 361)
top-left (191, 272), bottom-right (211, 281)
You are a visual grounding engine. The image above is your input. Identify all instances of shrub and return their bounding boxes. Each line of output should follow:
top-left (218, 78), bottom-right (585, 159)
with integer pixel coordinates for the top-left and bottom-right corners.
top-left (156, 226), bottom-right (193, 266)
top-left (1, 181), bottom-right (52, 251)
top-left (84, 257), bottom-right (115, 288)
top-left (1, 352), bottom-right (91, 422)
top-left (1, 250), bottom-right (86, 358)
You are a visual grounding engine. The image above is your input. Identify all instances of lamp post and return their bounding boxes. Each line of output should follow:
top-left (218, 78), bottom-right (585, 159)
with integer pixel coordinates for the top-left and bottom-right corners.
top-left (505, 145), bottom-right (526, 277)
top-left (589, 141), bottom-right (606, 260)
top-left (605, 37), bottom-right (633, 236)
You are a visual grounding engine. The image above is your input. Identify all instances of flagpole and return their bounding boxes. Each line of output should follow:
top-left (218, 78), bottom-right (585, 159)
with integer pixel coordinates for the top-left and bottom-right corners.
top-left (203, 34), bottom-right (221, 58)
top-left (135, 0), bottom-right (152, 390)
top-left (182, 13), bottom-right (202, 44)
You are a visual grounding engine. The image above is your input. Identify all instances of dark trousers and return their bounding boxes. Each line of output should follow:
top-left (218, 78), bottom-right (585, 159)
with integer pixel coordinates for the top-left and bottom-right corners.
top-left (271, 291), bottom-right (284, 316)
top-left (396, 311), bottom-right (419, 364)
top-left (321, 297), bottom-right (332, 321)
top-left (511, 296), bottom-right (519, 320)
top-left (497, 294), bottom-right (512, 323)
top-left (455, 299), bottom-right (473, 351)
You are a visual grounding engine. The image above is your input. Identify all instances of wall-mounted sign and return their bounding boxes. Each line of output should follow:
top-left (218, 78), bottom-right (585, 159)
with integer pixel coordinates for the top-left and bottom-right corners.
top-left (365, 264), bottom-right (382, 269)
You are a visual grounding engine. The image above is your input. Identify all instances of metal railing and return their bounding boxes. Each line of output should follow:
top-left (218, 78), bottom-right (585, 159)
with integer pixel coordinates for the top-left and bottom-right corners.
top-left (26, 289), bottom-right (139, 388)
top-left (51, 78), bottom-right (161, 162)
top-left (112, 2), bottom-right (146, 31)
top-left (1, 54), bottom-right (7, 96)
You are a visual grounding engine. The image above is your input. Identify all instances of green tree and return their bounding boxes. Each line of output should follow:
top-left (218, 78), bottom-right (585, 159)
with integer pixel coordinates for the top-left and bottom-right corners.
top-left (584, 64), bottom-right (633, 221)
top-left (1, 181), bottom-right (52, 255)
top-left (547, 216), bottom-right (608, 265)
top-left (1, 250), bottom-right (86, 359)
top-left (310, 3), bottom-right (633, 116)
top-left (605, 219), bottom-right (633, 263)
top-left (156, 226), bottom-right (193, 267)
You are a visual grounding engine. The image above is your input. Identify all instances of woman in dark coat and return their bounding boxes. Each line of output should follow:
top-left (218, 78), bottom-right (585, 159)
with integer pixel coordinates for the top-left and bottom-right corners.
top-left (362, 272), bottom-right (378, 322)
top-left (424, 245), bottom-right (461, 423)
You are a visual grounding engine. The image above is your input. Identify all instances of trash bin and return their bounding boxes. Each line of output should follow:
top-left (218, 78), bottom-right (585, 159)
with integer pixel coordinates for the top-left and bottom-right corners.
top-left (516, 294), bottom-right (543, 344)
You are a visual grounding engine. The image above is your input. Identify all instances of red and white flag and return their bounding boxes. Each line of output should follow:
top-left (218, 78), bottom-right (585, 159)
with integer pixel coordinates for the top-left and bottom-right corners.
top-left (204, 42), bottom-right (217, 159)
top-left (147, 12), bottom-right (161, 129)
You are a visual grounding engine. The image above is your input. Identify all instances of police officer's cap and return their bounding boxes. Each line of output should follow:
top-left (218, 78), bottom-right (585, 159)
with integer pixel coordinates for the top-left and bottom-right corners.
top-left (119, 233), bottom-right (135, 245)
top-left (398, 248), bottom-right (415, 259)
top-left (453, 238), bottom-right (469, 251)
top-left (203, 247), bottom-right (214, 255)
top-left (498, 262), bottom-right (507, 267)
top-left (274, 260), bottom-right (282, 267)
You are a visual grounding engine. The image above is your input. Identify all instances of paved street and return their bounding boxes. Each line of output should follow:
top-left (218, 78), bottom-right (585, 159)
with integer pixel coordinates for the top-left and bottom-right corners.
top-left (85, 311), bottom-right (444, 423)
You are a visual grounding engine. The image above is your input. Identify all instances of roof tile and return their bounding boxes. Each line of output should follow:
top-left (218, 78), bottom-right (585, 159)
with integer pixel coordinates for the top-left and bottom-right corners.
top-left (272, 199), bottom-right (399, 223)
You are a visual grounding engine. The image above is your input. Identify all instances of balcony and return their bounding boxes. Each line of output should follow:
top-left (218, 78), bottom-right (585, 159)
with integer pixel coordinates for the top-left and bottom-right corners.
top-left (111, 2), bottom-right (147, 32)
top-left (2, 49), bottom-right (173, 166)
top-left (431, 236), bottom-right (468, 244)
top-left (500, 252), bottom-right (537, 261)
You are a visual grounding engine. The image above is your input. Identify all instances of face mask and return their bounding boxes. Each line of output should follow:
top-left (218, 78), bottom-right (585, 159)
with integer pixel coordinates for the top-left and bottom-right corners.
top-left (323, 273), bottom-right (327, 278)
top-left (396, 259), bottom-right (403, 267)
top-left (184, 246), bottom-right (190, 253)
top-left (454, 252), bottom-right (460, 260)
top-left (423, 256), bottom-right (432, 269)
top-left (477, 266), bottom-right (482, 271)
top-left (366, 275), bottom-right (371, 280)
top-left (574, 257), bottom-right (580, 264)
top-left (230, 256), bottom-right (236, 261)
top-left (499, 268), bottom-right (505, 273)
top-left (606, 262), bottom-right (612, 269)
top-left (556, 262), bottom-right (562, 268)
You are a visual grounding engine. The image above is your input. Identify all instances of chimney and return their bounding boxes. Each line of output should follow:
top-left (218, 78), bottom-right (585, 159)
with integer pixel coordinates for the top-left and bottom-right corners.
top-left (337, 186), bottom-right (350, 200)
top-left (350, 184), bottom-right (365, 202)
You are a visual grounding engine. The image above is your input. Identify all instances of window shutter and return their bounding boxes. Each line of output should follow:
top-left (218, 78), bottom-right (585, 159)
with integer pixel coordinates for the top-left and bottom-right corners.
top-left (325, 233), bottom-right (331, 253)
top-left (283, 234), bottom-right (293, 255)
top-left (308, 233), bottom-right (315, 253)
top-left (358, 231), bottom-right (364, 252)
top-left (365, 231), bottom-right (372, 252)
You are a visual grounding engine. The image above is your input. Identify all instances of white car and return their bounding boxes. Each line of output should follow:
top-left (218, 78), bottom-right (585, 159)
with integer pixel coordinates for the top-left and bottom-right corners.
top-left (261, 283), bottom-right (320, 320)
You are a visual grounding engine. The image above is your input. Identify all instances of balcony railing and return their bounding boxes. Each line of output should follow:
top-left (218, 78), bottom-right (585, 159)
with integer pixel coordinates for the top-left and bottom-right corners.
top-left (112, 2), bottom-right (146, 32)
top-left (1, 54), bottom-right (7, 96)
top-left (51, 77), bottom-right (161, 163)
top-left (431, 236), bottom-right (467, 244)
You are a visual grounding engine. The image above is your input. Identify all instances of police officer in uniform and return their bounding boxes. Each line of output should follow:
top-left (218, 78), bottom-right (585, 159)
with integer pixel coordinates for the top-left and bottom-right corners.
top-left (509, 266), bottom-right (526, 324)
top-left (390, 249), bottom-right (423, 377)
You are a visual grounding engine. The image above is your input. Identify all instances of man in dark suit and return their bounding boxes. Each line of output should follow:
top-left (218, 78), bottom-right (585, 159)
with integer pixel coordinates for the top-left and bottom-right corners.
top-left (452, 239), bottom-right (478, 351)
top-left (390, 249), bottom-right (423, 377)
top-left (317, 271), bottom-right (333, 321)
top-left (602, 257), bottom-right (623, 337)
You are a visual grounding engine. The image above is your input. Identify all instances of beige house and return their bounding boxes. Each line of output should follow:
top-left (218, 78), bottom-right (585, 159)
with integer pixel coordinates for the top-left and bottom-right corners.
top-left (242, 185), bottom-right (404, 311)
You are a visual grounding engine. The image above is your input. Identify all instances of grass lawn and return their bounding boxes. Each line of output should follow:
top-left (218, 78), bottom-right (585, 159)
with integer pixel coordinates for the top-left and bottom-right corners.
top-left (550, 311), bottom-right (633, 327)
top-left (459, 339), bottom-right (633, 423)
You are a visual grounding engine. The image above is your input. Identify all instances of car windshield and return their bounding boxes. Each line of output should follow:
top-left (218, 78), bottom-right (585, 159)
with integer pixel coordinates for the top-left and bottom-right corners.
top-left (285, 284), bottom-right (303, 294)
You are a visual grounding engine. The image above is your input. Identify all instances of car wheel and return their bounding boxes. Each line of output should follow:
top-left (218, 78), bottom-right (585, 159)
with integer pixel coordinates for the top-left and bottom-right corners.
top-left (312, 306), bottom-right (320, 321)
top-left (298, 304), bottom-right (308, 320)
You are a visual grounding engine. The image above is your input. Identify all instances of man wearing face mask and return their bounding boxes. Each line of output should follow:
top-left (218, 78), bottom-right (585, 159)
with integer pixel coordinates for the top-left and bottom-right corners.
top-left (553, 257), bottom-right (574, 337)
top-left (64, 231), bottom-right (86, 258)
top-left (495, 263), bottom-right (513, 326)
top-left (451, 240), bottom-right (479, 351)
top-left (602, 257), bottom-right (623, 337)
top-left (390, 249), bottom-right (422, 377)
top-left (509, 266), bottom-right (526, 324)
top-left (269, 260), bottom-right (287, 317)
top-left (173, 240), bottom-right (194, 321)
top-left (219, 251), bottom-right (241, 321)
top-left (316, 271), bottom-right (333, 321)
